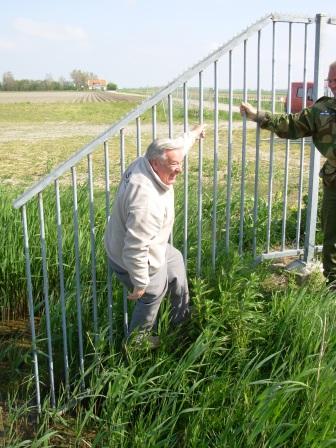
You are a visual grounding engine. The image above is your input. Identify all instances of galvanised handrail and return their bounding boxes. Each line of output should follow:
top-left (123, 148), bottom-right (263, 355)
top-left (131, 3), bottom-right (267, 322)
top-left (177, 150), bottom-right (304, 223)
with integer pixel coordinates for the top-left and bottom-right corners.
top-left (13, 12), bottom-right (314, 210)
top-left (13, 12), bottom-right (334, 414)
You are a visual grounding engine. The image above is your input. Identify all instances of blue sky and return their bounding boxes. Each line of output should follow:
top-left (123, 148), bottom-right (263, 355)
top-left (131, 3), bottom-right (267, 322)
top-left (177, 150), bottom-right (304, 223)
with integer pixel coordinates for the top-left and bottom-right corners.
top-left (0, 0), bottom-right (335, 88)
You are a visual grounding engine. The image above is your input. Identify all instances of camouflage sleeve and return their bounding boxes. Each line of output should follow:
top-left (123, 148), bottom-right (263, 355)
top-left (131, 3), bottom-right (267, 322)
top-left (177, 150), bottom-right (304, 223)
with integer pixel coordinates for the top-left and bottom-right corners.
top-left (257, 107), bottom-right (317, 139)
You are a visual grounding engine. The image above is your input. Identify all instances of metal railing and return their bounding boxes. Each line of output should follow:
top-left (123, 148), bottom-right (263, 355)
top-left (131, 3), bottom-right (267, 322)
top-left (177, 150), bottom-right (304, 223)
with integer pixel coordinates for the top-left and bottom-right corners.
top-left (12, 13), bottom-right (335, 411)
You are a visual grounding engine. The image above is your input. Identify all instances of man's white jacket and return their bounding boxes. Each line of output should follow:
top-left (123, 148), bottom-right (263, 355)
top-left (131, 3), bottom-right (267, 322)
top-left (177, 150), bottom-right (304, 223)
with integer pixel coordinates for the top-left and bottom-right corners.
top-left (104, 156), bottom-right (174, 289)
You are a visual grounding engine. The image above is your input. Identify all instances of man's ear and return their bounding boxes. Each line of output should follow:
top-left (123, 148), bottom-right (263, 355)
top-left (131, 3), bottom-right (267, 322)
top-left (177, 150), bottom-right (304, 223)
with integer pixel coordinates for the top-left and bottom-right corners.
top-left (151, 159), bottom-right (160, 171)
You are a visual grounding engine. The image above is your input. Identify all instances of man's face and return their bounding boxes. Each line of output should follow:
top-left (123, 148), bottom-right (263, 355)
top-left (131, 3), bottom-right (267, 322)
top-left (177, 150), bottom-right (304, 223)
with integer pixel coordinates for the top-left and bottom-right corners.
top-left (327, 65), bottom-right (336, 97)
top-left (151, 149), bottom-right (184, 185)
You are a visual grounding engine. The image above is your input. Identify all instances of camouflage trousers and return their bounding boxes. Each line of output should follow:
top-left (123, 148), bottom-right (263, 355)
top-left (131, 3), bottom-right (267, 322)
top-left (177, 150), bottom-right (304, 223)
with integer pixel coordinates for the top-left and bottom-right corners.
top-left (321, 184), bottom-right (336, 284)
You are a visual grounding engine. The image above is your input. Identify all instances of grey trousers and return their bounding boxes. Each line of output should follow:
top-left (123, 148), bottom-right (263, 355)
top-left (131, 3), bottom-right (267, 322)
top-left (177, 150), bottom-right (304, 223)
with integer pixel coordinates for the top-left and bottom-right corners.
top-left (109, 244), bottom-right (190, 335)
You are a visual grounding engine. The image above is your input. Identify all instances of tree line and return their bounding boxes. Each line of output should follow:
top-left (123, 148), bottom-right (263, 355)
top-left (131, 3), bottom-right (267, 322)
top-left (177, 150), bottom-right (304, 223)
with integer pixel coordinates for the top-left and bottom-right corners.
top-left (0, 70), bottom-right (117, 91)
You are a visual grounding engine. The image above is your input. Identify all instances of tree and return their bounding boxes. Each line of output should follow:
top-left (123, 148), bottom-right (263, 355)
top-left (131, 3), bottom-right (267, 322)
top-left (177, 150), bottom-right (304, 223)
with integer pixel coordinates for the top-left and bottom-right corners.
top-left (70, 69), bottom-right (97, 89)
top-left (107, 82), bottom-right (117, 91)
top-left (58, 76), bottom-right (66, 88)
top-left (44, 73), bottom-right (54, 90)
top-left (2, 72), bottom-right (16, 91)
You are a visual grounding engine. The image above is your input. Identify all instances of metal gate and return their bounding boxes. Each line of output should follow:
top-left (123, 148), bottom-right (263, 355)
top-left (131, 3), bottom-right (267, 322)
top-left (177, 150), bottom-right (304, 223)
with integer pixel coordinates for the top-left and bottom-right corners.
top-left (12, 13), bottom-right (336, 411)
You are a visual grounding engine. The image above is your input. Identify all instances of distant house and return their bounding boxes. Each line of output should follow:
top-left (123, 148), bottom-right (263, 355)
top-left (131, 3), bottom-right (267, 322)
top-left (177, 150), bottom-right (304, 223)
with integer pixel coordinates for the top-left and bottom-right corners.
top-left (87, 79), bottom-right (107, 91)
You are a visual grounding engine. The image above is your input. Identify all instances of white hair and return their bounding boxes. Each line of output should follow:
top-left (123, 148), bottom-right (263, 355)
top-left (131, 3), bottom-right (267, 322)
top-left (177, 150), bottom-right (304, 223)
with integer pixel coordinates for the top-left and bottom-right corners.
top-left (145, 134), bottom-right (194, 161)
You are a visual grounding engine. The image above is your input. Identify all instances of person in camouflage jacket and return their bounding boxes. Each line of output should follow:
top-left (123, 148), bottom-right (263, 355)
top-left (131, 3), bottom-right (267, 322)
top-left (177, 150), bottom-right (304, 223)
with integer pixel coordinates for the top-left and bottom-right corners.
top-left (240, 61), bottom-right (336, 288)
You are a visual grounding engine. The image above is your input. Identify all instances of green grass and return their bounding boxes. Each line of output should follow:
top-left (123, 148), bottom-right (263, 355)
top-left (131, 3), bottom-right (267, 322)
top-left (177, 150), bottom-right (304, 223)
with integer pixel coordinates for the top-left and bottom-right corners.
top-left (0, 101), bottom-right (141, 123)
top-left (0, 96), bottom-right (242, 125)
top-left (0, 96), bottom-right (331, 447)
top-left (3, 255), bottom-right (334, 447)
top-left (1, 163), bottom-right (316, 316)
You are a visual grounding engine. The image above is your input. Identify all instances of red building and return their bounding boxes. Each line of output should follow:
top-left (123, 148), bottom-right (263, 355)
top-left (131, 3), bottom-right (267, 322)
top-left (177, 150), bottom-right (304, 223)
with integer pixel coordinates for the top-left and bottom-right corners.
top-left (87, 79), bottom-right (107, 91)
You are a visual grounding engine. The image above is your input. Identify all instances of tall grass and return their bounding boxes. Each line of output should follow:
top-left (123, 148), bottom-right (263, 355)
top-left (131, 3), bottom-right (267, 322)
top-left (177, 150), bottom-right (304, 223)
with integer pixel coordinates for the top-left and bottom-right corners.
top-left (4, 264), bottom-right (334, 447)
top-left (0, 162), bottom-right (308, 317)
top-left (2, 170), bottom-right (333, 447)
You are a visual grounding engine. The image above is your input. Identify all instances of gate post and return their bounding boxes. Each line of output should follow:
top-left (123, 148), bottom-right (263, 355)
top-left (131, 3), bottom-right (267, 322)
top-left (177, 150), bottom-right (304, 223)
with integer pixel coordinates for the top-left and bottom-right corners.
top-left (303, 13), bottom-right (327, 263)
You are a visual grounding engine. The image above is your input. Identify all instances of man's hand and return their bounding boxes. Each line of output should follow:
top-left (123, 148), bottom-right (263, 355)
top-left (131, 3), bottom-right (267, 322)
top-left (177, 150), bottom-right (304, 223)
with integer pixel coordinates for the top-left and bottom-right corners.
top-left (128, 287), bottom-right (146, 301)
top-left (190, 124), bottom-right (206, 139)
top-left (240, 102), bottom-right (258, 121)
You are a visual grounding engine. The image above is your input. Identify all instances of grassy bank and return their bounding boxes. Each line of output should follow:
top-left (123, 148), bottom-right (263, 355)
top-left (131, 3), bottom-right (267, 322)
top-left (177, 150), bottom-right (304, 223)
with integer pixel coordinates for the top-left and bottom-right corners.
top-left (0, 94), bottom-right (332, 447)
top-left (1, 177), bottom-right (329, 447)
top-left (3, 253), bottom-right (334, 447)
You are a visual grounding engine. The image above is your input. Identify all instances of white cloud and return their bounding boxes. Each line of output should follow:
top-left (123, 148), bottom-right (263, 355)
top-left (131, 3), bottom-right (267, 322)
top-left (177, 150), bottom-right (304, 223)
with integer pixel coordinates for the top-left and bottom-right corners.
top-left (0, 38), bottom-right (16, 50)
top-left (13, 17), bottom-right (88, 42)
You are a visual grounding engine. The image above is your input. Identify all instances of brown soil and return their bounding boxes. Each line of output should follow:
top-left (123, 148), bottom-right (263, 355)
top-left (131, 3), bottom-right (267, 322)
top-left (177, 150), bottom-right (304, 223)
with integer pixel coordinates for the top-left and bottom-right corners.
top-left (0, 90), bottom-right (145, 104)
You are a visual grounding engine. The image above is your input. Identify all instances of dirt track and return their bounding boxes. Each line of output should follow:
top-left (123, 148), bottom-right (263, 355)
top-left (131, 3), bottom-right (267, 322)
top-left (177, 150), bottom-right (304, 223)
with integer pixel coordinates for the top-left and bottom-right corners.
top-left (0, 122), bottom-right (108, 142)
top-left (0, 121), bottom-right (257, 144)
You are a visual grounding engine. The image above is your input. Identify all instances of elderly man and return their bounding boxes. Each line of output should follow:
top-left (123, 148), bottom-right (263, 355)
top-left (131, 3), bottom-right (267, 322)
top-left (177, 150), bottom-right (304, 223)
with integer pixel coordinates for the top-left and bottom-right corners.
top-left (104, 125), bottom-right (205, 340)
top-left (240, 61), bottom-right (336, 289)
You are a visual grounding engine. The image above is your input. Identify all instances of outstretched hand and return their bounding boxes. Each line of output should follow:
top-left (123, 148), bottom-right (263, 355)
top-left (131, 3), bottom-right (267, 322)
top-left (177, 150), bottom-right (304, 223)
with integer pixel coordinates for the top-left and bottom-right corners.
top-left (240, 102), bottom-right (258, 121)
top-left (190, 124), bottom-right (206, 139)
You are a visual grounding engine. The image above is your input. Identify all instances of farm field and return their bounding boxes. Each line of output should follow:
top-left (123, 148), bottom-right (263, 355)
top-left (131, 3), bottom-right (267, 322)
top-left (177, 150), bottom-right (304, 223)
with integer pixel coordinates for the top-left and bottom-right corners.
top-left (0, 90), bottom-right (145, 104)
top-left (0, 91), bottom-right (143, 188)
top-left (0, 91), bottom-right (334, 447)
top-left (0, 89), bottom-right (303, 190)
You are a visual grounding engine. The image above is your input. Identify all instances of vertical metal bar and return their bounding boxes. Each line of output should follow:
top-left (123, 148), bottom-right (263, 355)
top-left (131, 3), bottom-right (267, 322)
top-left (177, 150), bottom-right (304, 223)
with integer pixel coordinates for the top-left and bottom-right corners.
top-left (296, 24), bottom-right (308, 250)
top-left (239, 39), bottom-right (248, 255)
top-left (123, 288), bottom-right (128, 337)
top-left (225, 52), bottom-right (233, 254)
top-left (136, 117), bottom-right (141, 157)
top-left (253, 30), bottom-right (261, 258)
top-left (197, 71), bottom-right (204, 277)
top-left (87, 154), bottom-right (98, 348)
top-left (183, 82), bottom-right (189, 266)
top-left (38, 193), bottom-right (56, 408)
top-left (119, 130), bottom-right (129, 336)
top-left (168, 94), bottom-right (173, 138)
top-left (104, 142), bottom-right (113, 344)
top-left (168, 93), bottom-right (174, 246)
top-left (266, 22), bottom-right (276, 253)
top-left (120, 129), bottom-right (125, 174)
top-left (304, 13), bottom-right (326, 262)
top-left (281, 22), bottom-right (293, 251)
top-left (55, 179), bottom-right (70, 394)
top-left (71, 166), bottom-right (85, 386)
top-left (152, 105), bottom-right (157, 140)
top-left (22, 205), bottom-right (41, 413)
top-left (212, 61), bottom-right (219, 269)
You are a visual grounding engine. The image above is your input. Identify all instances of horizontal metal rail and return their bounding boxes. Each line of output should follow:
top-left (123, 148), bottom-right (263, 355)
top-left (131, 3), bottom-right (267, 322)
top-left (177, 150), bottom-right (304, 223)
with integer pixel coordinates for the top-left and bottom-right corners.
top-left (271, 14), bottom-right (314, 24)
top-left (256, 245), bottom-right (323, 263)
top-left (13, 12), bottom-right (311, 210)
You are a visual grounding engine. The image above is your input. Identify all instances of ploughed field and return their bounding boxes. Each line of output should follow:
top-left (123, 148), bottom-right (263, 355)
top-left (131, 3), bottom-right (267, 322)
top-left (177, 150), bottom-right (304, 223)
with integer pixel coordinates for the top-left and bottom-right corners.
top-left (0, 90), bottom-right (144, 104)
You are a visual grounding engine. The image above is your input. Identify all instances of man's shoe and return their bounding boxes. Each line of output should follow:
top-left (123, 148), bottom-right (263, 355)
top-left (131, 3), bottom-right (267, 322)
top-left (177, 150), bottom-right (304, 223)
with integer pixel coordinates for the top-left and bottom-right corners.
top-left (130, 333), bottom-right (160, 349)
top-left (147, 335), bottom-right (160, 349)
